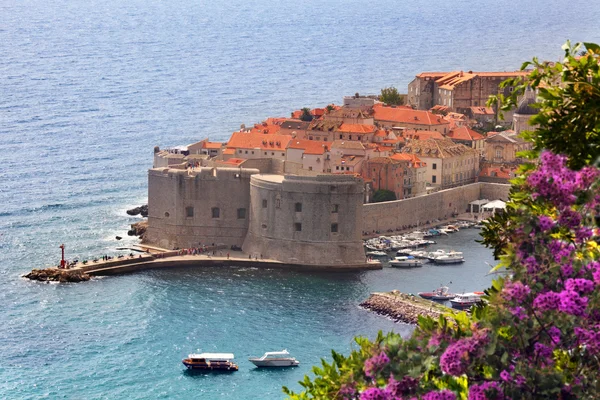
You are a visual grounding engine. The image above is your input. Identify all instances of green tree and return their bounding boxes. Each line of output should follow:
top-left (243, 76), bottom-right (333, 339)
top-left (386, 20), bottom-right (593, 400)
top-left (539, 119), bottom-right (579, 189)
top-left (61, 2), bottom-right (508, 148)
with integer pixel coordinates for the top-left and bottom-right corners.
top-left (379, 86), bottom-right (405, 106)
top-left (300, 107), bottom-right (313, 122)
top-left (372, 189), bottom-right (396, 203)
top-left (284, 42), bottom-right (600, 400)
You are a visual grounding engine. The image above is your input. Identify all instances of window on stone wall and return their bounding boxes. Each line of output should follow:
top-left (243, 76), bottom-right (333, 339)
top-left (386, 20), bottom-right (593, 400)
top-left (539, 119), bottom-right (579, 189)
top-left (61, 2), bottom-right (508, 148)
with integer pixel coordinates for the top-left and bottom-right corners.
top-left (294, 223), bottom-right (302, 232)
top-left (332, 204), bottom-right (339, 213)
top-left (295, 202), bottom-right (302, 212)
top-left (237, 208), bottom-right (246, 219)
top-left (432, 163), bottom-right (437, 170)
top-left (186, 207), bottom-right (194, 218)
top-left (276, 198), bottom-right (281, 208)
top-left (331, 223), bottom-right (338, 233)
top-left (211, 207), bottom-right (220, 218)
top-left (432, 175), bottom-right (437, 183)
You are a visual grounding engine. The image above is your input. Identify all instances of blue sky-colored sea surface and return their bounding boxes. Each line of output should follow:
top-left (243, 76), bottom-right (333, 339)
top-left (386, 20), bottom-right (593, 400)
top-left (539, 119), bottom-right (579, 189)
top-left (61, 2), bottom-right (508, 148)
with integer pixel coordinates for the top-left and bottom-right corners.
top-left (1, 0), bottom-right (599, 398)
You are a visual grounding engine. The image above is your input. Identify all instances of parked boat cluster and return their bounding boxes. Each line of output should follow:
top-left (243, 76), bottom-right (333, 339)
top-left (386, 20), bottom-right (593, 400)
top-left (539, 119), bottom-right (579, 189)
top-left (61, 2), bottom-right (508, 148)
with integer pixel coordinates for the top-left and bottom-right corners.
top-left (364, 221), bottom-right (479, 267)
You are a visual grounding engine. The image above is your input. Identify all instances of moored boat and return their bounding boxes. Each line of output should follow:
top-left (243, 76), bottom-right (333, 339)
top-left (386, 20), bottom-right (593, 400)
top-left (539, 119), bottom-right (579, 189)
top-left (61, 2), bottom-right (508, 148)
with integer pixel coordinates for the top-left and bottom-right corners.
top-left (248, 349), bottom-right (300, 367)
top-left (418, 285), bottom-right (456, 301)
top-left (182, 353), bottom-right (239, 371)
top-left (431, 254), bottom-right (465, 264)
top-left (389, 256), bottom-right (424, 268)
top-left (450, 292), bottom-right (483, 309)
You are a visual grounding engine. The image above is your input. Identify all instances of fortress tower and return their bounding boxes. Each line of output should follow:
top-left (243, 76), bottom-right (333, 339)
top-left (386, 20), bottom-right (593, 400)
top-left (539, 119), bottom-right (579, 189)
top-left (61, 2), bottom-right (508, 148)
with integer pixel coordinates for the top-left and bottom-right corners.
top-left (242, 174), bottom-right (366, 266)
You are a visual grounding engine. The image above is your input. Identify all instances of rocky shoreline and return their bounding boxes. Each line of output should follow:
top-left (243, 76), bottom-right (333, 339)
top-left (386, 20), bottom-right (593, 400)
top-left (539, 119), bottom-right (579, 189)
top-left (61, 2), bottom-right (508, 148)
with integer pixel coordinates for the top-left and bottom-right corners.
top-left (24, 268), bottom-right (91, 283)
top-left (360, 291), bottom-right (448, 324)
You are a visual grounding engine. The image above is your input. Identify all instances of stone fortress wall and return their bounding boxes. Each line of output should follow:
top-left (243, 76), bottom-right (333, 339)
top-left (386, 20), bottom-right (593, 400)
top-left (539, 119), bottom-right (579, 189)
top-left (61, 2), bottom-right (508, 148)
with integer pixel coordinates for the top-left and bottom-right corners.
top-left (144, 167), bottom-right (260, 249)
top-left (242, 174), bottom-right (366, 266)
top-left (144, 165), bottom-right (510, 267)
top-left (362, 182), bottom-right (510, 233)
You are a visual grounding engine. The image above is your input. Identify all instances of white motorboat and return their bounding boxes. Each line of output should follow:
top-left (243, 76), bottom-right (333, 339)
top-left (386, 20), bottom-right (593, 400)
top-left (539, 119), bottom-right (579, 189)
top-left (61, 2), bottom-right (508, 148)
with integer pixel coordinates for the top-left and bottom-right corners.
top-left (431, 254), bottom-right (465, 264)
top-left (248, 349), bottom-right (300, 367)
top-left (426, 250), bottom-right (463, 261)
top-left (450, 292), bottom-right (484, 309)
top-left (389, 256), bottom-right (424, 268)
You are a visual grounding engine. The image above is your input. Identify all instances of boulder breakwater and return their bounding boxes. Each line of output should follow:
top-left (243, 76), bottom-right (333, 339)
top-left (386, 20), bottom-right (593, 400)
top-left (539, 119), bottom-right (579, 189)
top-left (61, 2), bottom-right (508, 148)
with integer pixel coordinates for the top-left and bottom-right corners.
top-left (360, 291), bottom-right (451, 324)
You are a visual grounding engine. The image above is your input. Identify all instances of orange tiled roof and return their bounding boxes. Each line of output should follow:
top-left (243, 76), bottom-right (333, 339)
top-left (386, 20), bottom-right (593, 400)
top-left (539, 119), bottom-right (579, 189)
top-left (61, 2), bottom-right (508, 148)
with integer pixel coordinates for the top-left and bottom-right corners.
top-left (402, 129), bottom-right (445, 140)
top-left (311, 108), bottom-right (326, 117)
top-left (291, 110), bottom-right (302, 119)
top-left (479, 166), bottom-right (512, 179)
top-left (224, 158), bottom-right (246, 165)
top-left (436, 71), bottom-right (530, 90)
top-left (250, 122), bottom-right (281, 135)
top-left (390, 153), bottom-right (426, 168)
top-left (373, 104), bottom-right (448, 126)
top-left (367, 156), bottom-right (404, 165)
top-left (223, 148), bottom-right (235, 155)
top-left (287, 139), bottom-right (329, 155)
top-left (226, 132), bottom-right (292, 150)
top-left (337, 123), bottom-right (376, 134)
top-left (447, 126), bottom-right (484, 141)
top-left (469, 106), bottom-right (495, 115)
top-left (416, 72), bottom-right (448, 79)
top-left (402, 138), bottom-right (478, 159)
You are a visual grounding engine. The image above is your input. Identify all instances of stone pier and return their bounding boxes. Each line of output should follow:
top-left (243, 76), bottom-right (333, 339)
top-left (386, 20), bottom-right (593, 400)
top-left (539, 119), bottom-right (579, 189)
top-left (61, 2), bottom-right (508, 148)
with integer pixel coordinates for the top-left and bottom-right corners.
top-left (360, 291), bottom-right (454, 324)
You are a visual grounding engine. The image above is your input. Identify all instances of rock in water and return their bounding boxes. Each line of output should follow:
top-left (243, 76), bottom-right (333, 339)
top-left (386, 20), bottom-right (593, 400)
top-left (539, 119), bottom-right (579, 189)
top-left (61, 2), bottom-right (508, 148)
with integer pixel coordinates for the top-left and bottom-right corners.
top-left (126, 204), bottom-right (148, 217)
top-left (24, 268), bottom-right (90, 283)
top-left (128, 221), bottom-right (148, 238)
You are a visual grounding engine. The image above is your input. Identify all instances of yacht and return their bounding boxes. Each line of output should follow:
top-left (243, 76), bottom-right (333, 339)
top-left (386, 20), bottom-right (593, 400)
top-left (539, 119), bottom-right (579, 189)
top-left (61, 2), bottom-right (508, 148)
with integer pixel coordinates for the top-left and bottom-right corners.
top-left (248, 350), bottom-right (300, 367)
top-left (450, 292), bottom-right (484, 310)
top-left (431, 254), bottom-right (465, 264)
top-left (182, 353), bottom-right (239, 371)
top-left (389, 256), bottom-right (424, 268)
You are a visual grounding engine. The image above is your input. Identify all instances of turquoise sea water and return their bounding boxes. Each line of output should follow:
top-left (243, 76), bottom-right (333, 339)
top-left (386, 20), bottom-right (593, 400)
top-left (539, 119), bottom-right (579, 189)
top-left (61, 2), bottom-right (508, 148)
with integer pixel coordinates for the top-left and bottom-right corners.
top-left (1, 0), bottom-right (600, 398)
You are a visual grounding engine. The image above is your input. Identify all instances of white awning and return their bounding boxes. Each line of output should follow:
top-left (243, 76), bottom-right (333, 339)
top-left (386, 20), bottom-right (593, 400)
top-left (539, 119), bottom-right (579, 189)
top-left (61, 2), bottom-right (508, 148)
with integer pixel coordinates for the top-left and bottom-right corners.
top-left (482, 200), bottom-right (507, 210)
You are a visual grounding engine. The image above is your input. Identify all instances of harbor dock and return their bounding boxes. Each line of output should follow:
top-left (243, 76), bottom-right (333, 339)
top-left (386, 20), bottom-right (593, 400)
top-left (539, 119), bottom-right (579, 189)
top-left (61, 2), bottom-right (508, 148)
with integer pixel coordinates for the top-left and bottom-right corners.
top-left (26, 245), bottom-right (381, 282)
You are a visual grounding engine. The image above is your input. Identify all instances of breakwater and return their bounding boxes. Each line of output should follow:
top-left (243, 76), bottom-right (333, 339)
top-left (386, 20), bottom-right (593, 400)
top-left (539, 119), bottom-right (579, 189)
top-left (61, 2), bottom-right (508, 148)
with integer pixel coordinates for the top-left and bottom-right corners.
top-left (25, 249), bottom-right (381, 282)
top-left (360, 292), bottom-right (452, 324)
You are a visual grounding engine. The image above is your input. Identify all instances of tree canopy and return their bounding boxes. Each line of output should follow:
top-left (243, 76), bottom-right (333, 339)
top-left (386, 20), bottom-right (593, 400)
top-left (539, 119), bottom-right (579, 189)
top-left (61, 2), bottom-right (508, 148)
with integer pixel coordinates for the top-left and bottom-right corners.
top-left (372, 189), bottom-right (396, 203)
top-left (300, 107), bottom-right (314, 122)
top-left (379, 86), bottom-right (405, 106)
top-left (284, 42), bottom-right (600, 400)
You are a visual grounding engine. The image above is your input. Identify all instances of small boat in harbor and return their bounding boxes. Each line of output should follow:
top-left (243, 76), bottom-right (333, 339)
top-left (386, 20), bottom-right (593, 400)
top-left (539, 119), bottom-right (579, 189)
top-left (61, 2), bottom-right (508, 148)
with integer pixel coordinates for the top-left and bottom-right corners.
top-left (248, 349), bottom-right (300, 367)
top-left (389, 256), bottom-right (424, 268)
top-left (418, 285), bottom-right (456, 301)
top-left (450, 292), bottom-right (484, 310)
top-left (431, 254), bottom-right (465, 264)
top-left (366, 250), bottom-right (387, 257)
top-left (182, 353), bottom-right (239, 371)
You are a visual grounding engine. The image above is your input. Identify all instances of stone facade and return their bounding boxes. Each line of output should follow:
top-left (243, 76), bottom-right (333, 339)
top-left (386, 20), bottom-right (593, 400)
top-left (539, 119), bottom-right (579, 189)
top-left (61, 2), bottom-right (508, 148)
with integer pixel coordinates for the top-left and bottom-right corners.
top-left (363, 183), bottom-right (510, 233)
top-left (145, 167), bottom-right (260, 250)
top-left (243, 174), bottom-right (366, 266)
